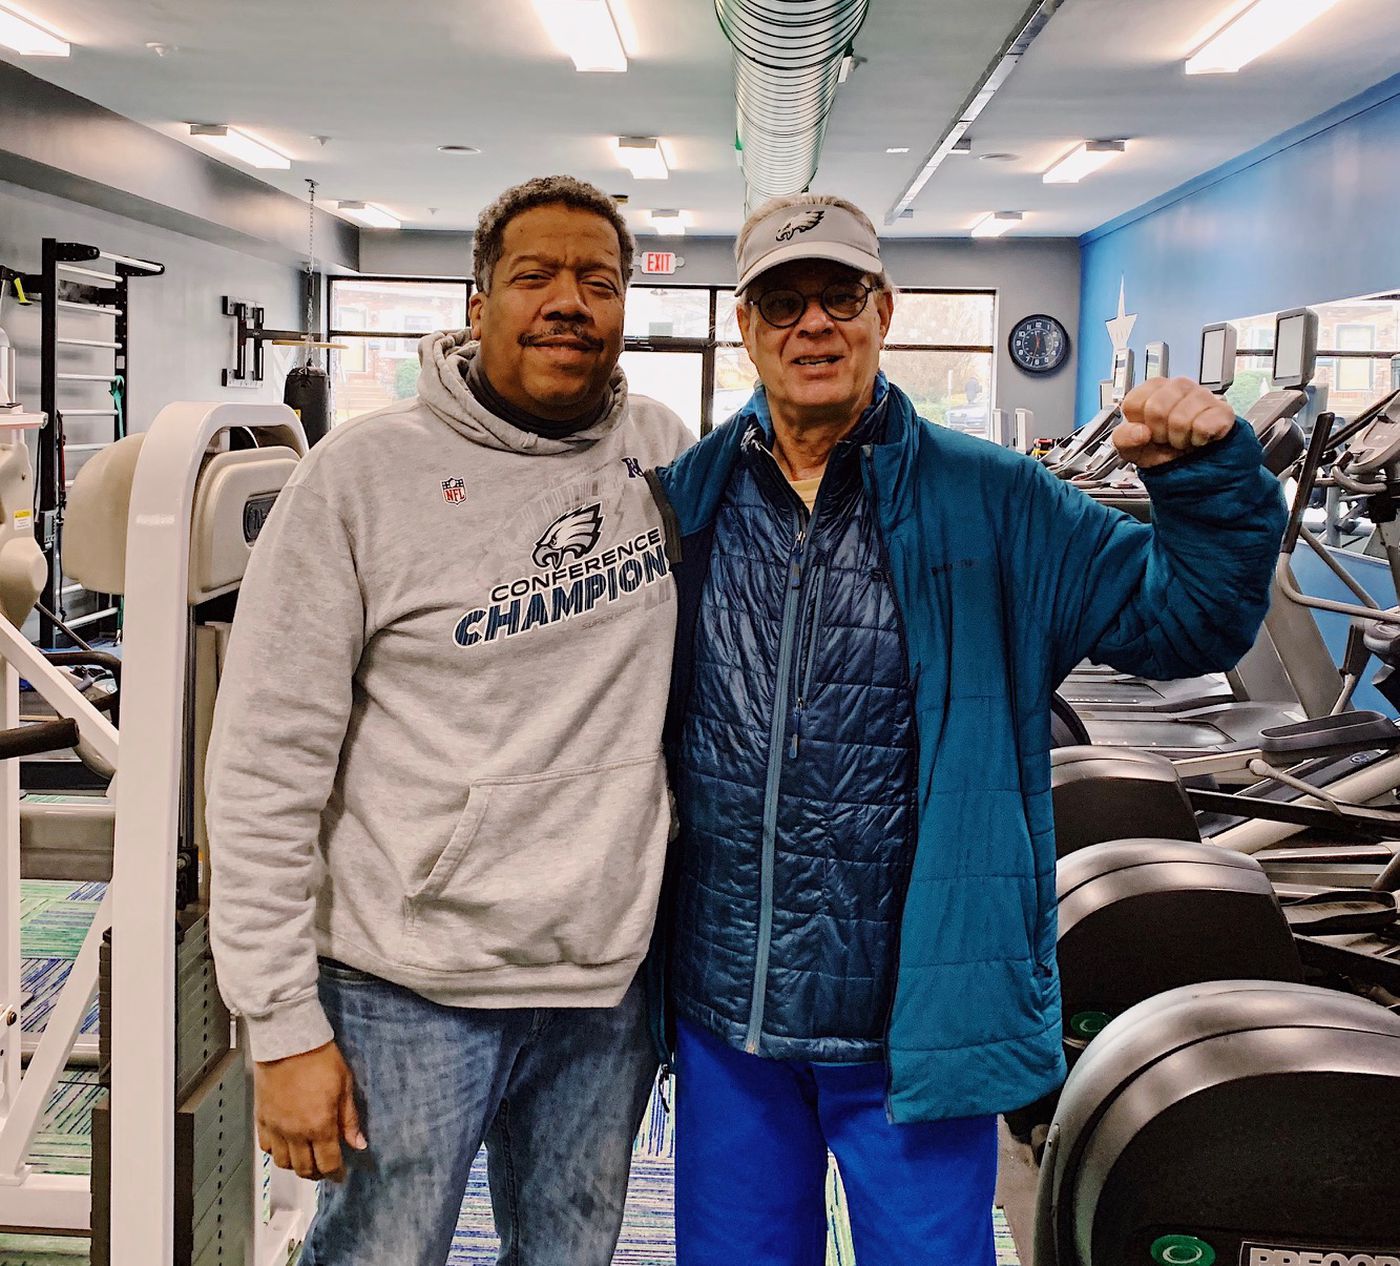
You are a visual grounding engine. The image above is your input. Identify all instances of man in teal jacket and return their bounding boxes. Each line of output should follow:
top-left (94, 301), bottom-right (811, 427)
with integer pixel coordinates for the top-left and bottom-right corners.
top-left (650, 193), bottom-right (1287, 1266)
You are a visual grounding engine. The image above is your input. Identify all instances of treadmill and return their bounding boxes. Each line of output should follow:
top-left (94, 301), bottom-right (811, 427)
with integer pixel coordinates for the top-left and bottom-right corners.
top-left (1076, 310), bottom-right (1328, 758)
top-left (1041, 403), bottom-right (1123, 480)
top-left (1062, 327), bottom-right (1235, 710)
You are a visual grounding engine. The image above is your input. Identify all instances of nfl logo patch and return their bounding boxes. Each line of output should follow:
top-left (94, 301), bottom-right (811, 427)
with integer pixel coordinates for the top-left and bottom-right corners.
top-left (441, 477), bottom-right (467, 505)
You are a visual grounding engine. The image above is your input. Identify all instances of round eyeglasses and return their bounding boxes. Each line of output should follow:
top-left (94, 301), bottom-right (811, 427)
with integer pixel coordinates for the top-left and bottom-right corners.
top-left (752, 282), bottom-right (872, 329)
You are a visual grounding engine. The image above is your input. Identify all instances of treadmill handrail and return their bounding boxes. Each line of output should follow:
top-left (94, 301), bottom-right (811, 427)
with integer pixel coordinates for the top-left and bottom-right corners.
top-left (1275, 553), bottom-right (1391, 623)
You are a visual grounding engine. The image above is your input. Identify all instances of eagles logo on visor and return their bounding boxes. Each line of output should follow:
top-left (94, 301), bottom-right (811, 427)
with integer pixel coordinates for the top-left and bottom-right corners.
top-left (775, 209), bottom-right (824, 241)
top-left (735, 200), bottom-right (885, 294)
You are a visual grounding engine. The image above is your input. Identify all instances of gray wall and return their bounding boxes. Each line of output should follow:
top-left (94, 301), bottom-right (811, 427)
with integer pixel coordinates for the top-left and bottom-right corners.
top-left (0, 180), bottom-right (304, 442)
top-left (0, 60), bottom-right (357, 272)
top-left (884, 239), bottom-right (1081, 436)
top-left (361, 231), bottom-right (1083, 435)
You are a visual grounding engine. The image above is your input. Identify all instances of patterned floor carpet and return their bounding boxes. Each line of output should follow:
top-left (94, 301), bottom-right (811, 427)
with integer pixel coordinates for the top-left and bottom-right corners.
top-left (4, 880), bottom-right (1023, 1265)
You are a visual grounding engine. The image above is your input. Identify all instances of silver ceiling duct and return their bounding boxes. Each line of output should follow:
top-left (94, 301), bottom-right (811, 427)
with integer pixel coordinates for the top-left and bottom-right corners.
top-left (715, 0), bottom-right (871, 213)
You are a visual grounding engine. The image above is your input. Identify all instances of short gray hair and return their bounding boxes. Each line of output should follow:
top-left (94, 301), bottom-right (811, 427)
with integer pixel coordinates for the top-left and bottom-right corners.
top-left (473, 176), bottom-right (635, 292)
top-left (734, 193), bottom-right (893, 294)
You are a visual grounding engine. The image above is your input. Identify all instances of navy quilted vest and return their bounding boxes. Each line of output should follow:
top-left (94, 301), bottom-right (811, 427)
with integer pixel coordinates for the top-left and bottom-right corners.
top-left (671, 405), bottom-right (916, 1063)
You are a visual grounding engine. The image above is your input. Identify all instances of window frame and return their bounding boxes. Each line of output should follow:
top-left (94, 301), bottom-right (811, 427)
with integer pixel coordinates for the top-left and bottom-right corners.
top-left (327, 274), bottom-right (473, 342)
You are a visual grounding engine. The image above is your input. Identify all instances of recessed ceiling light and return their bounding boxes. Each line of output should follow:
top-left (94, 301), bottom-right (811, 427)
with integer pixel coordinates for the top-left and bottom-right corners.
top-left (1186, 0), bottom-right (1344, 74)
top-left (0, 3), bottom-right (69, 56)
top-left (612, 193), bottom-right (630, 204)
top-left (533, 0), bottom-right (627, 72)
top-left (145, 41), bottom-right (176, 57)
top-left (886, 147), bottom-right (911, 154)
top-left (337, 201), bottom-right (402, 230)
top-left (437, 145), bottom-right (481, 155)
top-left (614, 136), bottom-right (669, 180)
top-left (1043, 140), bottom-right (1126, 183)
top-left (188, 124), bottom-right (291, 170)
top-left (976, 152), bottom-right (1018, 163)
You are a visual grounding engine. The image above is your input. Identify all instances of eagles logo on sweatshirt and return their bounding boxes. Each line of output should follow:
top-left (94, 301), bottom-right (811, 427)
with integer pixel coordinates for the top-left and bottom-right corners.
top-left (533, 503), bottom-right (603, 568)
top-left (454, 500), bottom-right (670, 649)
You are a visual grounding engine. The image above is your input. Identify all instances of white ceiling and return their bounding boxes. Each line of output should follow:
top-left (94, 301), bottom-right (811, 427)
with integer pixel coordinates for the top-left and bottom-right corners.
top-left (4, 0), bottom-right (1399, 241)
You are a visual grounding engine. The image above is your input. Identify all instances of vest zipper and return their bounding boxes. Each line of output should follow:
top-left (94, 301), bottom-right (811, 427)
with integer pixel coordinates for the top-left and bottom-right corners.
top-left (790, 567), bottom-right (827, 759)
top-left (789, 465), bottom-right (829, 761)
top-left (862, 445), bottom-right (921, 1121)
top-left (747, 505), bottom-right (806, 1054)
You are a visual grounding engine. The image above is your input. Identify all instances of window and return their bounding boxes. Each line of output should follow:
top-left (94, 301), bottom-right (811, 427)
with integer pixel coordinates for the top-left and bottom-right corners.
top-left (713, 345), bottom-right (759, 425)
top-left (620, 350), bottom-right (705, 434)
top-left (886, 291), bottom-right (995, 346)
top-left (712, 287), bottom-right (997, 437)
top-left (623, 288), bottom-right (710, 340)
top-left (883, 291), bottom-right (996, 437)
top-left (1229, 292), bottom-right (1400, 423)
top-left (324, 278), bottom-right (999, 438)
top-left (881, 348), bottom-right (994, 435)
top-left (328, 277), bottom-right (471, 423)
top-left (1225, 354), bottom-right (1274, 417)
top-left (1336, 322), bottom-right (1376, 393)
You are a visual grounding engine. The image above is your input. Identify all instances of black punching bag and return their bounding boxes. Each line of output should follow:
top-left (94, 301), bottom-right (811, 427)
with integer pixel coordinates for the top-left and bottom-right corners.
top-left (284, 363), bottom-right (331, 447)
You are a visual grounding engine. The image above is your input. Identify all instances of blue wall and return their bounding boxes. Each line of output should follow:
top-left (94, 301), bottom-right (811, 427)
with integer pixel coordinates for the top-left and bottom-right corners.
top-left (1076, 73), bottom-right (1400, 425)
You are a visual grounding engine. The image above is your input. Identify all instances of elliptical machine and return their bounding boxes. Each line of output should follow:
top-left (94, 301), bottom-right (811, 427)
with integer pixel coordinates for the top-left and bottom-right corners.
top-left (1035, 980), bottom-right (1400, 1266)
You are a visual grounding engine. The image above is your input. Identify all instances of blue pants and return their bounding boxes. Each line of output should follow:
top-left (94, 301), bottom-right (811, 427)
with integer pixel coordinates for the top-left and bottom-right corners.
top-left (300, 961), bottom-right (657, 1266)
top-left (674, 1019), bottom-right (998, 1266)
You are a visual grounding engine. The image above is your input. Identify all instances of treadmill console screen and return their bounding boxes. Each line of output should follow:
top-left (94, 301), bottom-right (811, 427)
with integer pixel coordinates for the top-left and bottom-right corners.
top-left (1198, 323), bottom-right (1237, 393)
top-left (1271, 307), bottom-right (1318, 389)
top-left (1111, 348), bottom-right (1134, 400)
top-left (1275, 317), bottom-right (1305, 381)
top-left (1200, 330), bottom-right (1225, 385)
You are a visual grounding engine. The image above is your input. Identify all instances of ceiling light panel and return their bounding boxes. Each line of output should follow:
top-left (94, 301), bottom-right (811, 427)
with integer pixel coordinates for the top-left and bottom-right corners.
top-left (337, 202), bottom-right (402, 230)
top-left (615, 136), bottom-right (669, 180)
top-left (970, 212), bottom-right (1023, 238)
top-left (1186, 0), bottom-right (1345, 74)
top-left (647, 209), bottom-right (688, 236)
top-left (533, 0), bottom-right (627, 72)
top-left (1042, 140), bottom-right (1126, 184)
top-left (188, 124), bottom-right (291, 169)
top-left (0, 3), bottom-right (68, 55)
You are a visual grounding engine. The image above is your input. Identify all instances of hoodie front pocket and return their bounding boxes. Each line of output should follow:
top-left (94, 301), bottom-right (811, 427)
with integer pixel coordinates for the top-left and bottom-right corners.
top-left (403, 751), bottom-right (668, 973)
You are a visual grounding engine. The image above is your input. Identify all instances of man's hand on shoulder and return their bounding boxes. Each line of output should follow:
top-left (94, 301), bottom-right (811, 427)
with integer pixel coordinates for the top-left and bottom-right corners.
top-left (1113, 377), bottom-right (1237, 469)
top-left (255, 1040), bottom-right (367, 1182)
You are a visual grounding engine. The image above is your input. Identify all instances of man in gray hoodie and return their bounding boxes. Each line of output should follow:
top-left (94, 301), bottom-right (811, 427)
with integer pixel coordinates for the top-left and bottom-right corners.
top-left (207, 175), bottom-right (692, 1266)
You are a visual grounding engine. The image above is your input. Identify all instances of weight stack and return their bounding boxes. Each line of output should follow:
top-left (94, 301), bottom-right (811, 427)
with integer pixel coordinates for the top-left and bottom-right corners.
top-left (96, 915), bottom-right (231, 1094)
top-left (92, 913), bottom-right (250, 1266)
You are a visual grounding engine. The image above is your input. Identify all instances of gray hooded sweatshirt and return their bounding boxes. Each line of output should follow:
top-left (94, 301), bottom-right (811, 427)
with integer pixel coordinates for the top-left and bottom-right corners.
top-left (207, 332), bottom-right (693, 1062)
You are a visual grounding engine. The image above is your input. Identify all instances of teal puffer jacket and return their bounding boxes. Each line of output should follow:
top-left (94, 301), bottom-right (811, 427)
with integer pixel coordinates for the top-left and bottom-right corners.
top-left (654, 375), bottom-right (1287, 1123)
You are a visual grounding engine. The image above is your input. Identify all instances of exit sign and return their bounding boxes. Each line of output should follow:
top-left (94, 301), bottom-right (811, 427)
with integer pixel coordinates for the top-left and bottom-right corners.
top-left (642, 251), bottom-right (677, 275)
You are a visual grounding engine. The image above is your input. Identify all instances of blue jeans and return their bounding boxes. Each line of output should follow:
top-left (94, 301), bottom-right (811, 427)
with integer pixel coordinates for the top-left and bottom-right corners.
top-left (674, 1019), bottom-right (998, 1266)
top-left (300, 961), bottom-right (657, 1266)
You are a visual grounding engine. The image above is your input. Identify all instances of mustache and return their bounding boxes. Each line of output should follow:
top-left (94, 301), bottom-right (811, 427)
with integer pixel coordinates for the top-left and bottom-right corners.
top-left (520, 324), bottom-right (605, 351)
